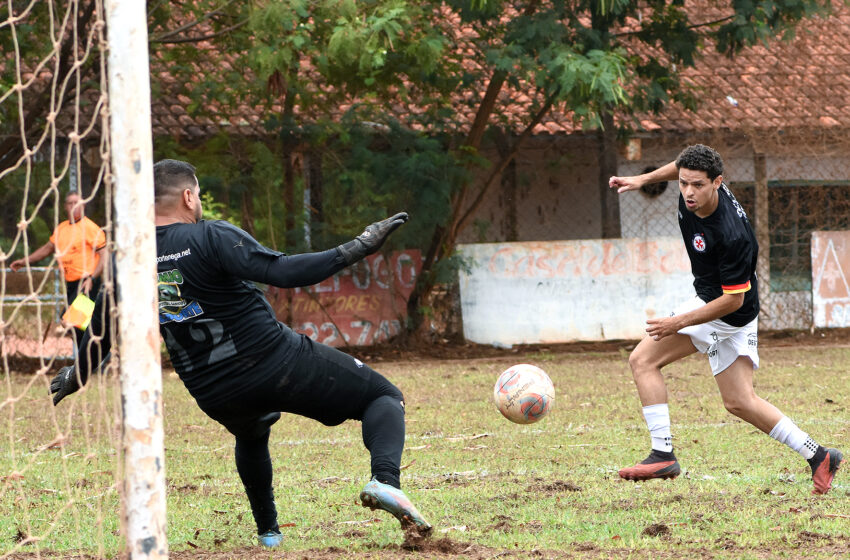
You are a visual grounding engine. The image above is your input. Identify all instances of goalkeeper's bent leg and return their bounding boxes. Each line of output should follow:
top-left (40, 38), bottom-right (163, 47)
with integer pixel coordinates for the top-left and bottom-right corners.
top-left (235, 428), bottom-right (278, 534)
top-left (361, 392), bottom-right (405, 489)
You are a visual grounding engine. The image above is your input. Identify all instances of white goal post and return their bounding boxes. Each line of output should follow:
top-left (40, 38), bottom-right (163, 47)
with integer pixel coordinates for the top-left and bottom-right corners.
top-left (104, 1), bottom-right (167, 558)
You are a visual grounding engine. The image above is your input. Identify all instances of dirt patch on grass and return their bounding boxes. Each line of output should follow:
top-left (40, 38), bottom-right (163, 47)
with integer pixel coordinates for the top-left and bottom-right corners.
top-left (529, 479), bottom-right (582, 494)
top-left (642, 522), bottom-right (671, 537)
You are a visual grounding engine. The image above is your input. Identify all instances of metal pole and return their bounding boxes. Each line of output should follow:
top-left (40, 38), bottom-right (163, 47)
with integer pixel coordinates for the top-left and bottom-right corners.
top-left (104, 1), bottom-right (167, 558)
top-left (754, 153), bottom-right (770, 323)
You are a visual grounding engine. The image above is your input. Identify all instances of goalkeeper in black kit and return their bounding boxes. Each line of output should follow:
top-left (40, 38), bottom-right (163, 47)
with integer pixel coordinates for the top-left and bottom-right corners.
top-left (50, 159), bottom-right (432, 547)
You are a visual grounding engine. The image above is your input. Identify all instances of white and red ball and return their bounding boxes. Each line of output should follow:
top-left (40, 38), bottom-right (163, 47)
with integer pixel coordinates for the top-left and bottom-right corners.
top-left (493, 364), bottom-right (555, 424)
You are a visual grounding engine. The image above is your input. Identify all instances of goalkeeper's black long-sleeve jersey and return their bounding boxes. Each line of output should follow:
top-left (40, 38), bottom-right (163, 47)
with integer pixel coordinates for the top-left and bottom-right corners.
top-left (78, 220), bottom-right (348, 406)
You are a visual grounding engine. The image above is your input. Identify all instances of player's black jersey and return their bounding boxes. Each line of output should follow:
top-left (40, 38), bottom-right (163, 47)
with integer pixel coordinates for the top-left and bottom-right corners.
top-left (678, 183), bottom-right (759, 327)
top-left (156, 220), bottom-right (347, 406)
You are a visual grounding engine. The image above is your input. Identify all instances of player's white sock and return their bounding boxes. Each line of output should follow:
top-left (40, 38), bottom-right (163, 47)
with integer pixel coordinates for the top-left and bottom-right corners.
top-left (643, 403), bottom-right (673, 453)
top-left (769, 416), bottom-right (818, 460)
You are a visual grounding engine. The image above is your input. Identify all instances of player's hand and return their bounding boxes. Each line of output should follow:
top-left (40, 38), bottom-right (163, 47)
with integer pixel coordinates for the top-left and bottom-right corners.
top-left (608, 176), bottom-right (643, 194)
top-left (80, 276), bottom-right (93, 295)
top-left (337, 212), bottom-right (409, 265)
top-left (9, 259), bottom-right (25, 272)
top-left (645, 316), bottom-right (682, 341)
top-left (50, 365), bottom-right (81, 406)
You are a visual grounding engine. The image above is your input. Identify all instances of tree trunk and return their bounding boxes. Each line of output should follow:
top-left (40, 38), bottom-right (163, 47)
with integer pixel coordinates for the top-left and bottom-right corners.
top-left (303, 149), bottom-right (324, 250)
top-left (240, 189), bottom-right (255, 237)
top-left (597, 111), bottom-right (620, 238)
top-left (493, 129), bottom-right (518, 241)
top-left (406, 93), bottom-right (555, 333)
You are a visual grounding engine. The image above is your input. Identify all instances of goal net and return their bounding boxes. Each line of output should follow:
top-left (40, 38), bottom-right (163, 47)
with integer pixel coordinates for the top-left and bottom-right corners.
top-left (1, 1), bottom-right (164, 557)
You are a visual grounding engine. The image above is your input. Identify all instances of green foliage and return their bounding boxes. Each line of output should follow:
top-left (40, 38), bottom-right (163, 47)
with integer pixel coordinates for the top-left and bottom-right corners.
top-left (0, 163), bottom-right (64, 261)
top-left (320, 113), bottom-right (465, 248)
top-left (153, 112), bottom-right (467, 257)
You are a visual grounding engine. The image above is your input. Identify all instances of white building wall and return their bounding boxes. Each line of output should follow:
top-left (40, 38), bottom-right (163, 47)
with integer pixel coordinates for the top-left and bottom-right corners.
top-left (458, 238), bottom-right (692, 345)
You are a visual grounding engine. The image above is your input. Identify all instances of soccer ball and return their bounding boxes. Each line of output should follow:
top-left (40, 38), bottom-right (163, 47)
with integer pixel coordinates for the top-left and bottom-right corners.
top-left (493, 364), bottom-right (555, 424)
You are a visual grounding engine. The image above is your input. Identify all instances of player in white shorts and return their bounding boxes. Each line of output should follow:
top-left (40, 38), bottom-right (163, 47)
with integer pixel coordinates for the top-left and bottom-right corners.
top-left (674, 295), bottom-right (759, 377)
top-left (609, 144), bottom-right (842, 494)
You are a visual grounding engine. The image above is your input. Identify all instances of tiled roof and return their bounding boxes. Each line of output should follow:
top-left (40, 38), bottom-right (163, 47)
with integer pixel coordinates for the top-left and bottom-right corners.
top-left (148, 2), bottom-right (850, 141)
top-left (618, 2), bottom-right (850, 135)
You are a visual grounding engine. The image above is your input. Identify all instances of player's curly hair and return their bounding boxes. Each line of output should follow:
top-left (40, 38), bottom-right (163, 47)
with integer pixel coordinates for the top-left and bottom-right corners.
top-left (675, 144), bottom-right (723, 180)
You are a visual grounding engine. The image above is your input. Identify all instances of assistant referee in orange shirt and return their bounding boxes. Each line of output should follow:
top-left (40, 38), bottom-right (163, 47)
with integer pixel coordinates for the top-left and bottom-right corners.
top-left (10, 191), bottom-right (106, 341)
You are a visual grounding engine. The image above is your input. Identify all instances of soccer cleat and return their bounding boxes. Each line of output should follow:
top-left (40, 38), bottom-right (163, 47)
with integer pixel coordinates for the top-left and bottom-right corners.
top-left (258, 529), bottom-right (283, 548)
top-left (809, 447), bottom-right (843, 495)
top-left (360, 478), bottom-right (433, 536)
top-left (619, 449), bottom-right (681, 481)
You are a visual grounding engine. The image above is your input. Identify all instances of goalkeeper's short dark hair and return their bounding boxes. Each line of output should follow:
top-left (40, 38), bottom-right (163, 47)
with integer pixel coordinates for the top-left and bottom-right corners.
top-left (675, 144), bottom-right (724, 180)
top-left (154, 159), bottom-right (197, 206)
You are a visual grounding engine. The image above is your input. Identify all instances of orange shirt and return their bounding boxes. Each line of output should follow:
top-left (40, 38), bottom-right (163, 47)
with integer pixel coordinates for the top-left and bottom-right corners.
top-left (49, 217), bottom-right (106, 281)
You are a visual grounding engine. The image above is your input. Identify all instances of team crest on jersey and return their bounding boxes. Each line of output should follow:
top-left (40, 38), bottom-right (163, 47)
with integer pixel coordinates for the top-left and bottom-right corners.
top-left (692, 233), bottom-right (707, 252)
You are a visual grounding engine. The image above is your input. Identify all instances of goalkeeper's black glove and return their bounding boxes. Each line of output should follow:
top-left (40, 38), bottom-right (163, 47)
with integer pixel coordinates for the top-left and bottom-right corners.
top-left (50, 365), bottom-right (80, 406)
top-left (337, 212), bottom-right (409, 265)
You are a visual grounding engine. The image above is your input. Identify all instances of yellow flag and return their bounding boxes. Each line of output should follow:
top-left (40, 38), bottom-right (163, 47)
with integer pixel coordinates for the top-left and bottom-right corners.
top-left (63, 293), bottom-right (95, 330)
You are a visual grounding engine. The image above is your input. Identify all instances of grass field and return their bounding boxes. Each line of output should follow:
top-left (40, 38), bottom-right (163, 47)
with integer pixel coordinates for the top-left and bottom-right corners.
top-left (1, 341), bottom-right (848, 559)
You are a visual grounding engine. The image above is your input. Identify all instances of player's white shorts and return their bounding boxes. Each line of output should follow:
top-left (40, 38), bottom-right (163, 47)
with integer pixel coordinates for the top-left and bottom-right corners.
top-left (673, 296), bottom-right (759, 376)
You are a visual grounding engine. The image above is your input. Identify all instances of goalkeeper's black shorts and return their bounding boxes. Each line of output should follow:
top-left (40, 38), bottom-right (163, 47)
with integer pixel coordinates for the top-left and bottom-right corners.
top-left (198, 334), bottom-right (403, 439)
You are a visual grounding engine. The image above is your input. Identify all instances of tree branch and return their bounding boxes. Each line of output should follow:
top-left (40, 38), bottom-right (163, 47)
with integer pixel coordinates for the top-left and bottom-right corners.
top-left (148, 0), bottom-right (240, 43)
top-left (612, 15), bottom-right (735, 38)
top-left (149, 19), bottom-right (248, 44)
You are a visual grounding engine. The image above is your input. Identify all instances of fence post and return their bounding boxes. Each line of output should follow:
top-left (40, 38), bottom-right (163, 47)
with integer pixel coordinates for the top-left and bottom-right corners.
top-left (754, 153), bottom-right (770, 319)
top-left (104, 1), bottom-right (167, 558)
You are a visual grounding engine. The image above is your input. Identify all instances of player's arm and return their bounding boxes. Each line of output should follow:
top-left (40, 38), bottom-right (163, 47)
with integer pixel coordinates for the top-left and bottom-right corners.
top-left (80, 246), bottom-right (107, 294)
top-left (649, 235), bottom-right (754, 340)
top-left (609, 161), bottom-right (678, 194)
top-left (50, 289), bottom-right (113, 405)
top-left (9, 241), bottom-right (56, 271)
top-left (213, 213), bottom-right (408, 288)
top-left (646, 293), bottom-right (744, 340)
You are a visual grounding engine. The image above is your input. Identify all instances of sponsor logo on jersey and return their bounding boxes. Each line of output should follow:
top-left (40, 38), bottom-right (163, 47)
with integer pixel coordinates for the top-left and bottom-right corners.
top-left (692, 233), bottom-right (707, 252)
top-left (722, 185), bottom-right (746, 218)
top-left (157, 268), bottom-right (205, 324)
top-left (747, 333), bottom-right (758, 348)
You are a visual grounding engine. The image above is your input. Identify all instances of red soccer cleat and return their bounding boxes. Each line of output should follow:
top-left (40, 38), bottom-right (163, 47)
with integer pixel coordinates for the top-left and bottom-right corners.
top-left (809, 447), bottom-right (843, 495)
top-left (619, 450), bottom-right (681, 481)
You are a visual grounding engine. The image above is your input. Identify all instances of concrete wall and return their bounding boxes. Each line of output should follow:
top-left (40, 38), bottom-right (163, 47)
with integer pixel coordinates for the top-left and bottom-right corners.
top-left (457, 136), bottom-right (603, 243)
top-left (812, 231), bottom-right (850, 327)
top-left (457, 238), bottom-right (692, 345)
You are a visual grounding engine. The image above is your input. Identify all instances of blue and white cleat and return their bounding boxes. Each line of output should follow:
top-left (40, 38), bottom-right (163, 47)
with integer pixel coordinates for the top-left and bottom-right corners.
top-left (258, 529), bottom-right (283, 548)
top-left (360, 478), bottom-right (432, 536)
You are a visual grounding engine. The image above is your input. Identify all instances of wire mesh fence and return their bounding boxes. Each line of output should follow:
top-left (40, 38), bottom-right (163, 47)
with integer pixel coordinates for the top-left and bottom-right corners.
top-left (460, 131), bottom-right (850, 331)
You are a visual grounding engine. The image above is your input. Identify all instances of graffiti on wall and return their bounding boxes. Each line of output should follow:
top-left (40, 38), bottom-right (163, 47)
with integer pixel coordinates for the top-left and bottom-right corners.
top-left (812, 232), bottom-right (850, 328)
top-left (267, 250), bottom-right (420, 346)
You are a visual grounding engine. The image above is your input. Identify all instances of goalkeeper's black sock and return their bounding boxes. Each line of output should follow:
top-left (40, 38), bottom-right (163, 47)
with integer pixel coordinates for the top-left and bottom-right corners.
top-left (235, 430), bottom-right (278, 534)
top-left (361, 395), bottom-right (405, 489)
